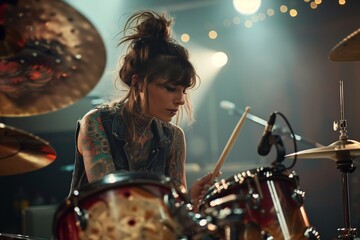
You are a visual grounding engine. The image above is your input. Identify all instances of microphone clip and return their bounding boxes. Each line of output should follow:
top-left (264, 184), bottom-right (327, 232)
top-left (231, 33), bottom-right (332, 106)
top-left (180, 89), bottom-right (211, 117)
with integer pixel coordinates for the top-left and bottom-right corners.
top-left (270, 134), bottom-right (286, 168)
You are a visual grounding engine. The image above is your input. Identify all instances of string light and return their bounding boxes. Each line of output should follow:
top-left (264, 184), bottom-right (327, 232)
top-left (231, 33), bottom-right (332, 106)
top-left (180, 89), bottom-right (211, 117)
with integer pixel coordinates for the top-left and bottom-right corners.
top-left (181, 0), bottom-right (350, 45)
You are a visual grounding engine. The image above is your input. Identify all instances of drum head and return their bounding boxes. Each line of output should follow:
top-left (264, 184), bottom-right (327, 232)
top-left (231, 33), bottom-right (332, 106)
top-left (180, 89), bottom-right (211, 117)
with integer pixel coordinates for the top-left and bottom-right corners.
top-left (53, 172), bottom-right (189, 240)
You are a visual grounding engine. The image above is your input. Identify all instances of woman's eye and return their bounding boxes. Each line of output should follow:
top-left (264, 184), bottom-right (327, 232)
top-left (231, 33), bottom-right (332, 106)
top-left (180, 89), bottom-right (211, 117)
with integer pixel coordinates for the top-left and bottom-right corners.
top-left (165, 86), bottom-right (176, 92)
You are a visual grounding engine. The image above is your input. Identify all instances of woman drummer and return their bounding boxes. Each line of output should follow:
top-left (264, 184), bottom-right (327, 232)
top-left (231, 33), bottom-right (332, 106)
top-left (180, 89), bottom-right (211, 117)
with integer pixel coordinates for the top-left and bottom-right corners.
top-left (68, 10), bottom-right (214, 211)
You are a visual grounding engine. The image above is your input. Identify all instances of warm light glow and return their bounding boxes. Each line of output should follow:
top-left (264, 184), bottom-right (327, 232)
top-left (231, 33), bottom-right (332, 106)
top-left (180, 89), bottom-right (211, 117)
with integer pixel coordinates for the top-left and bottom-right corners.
top-left (258, 13), bottom-right (266, 20)
top-left (233, 0), bottom-right (262, 15)
top-left (280, 5), bottom-right (288, 13)
top-left (289, 9), bottom-right (298, 17)
top-left (208, 30), bottom-right (218, 39)
top-left (251, 15), bottom-right (260, 22)
top-left (310, 2), bottom-right (318, 9)
top-left (211, 52), bottom-right (228, 68)
top-left (314, 0), bottom-right (322, 4)
top-left (181, 33), bottom-right (190, 42)
top-left (233, 17), bottom-right (241, 25)
top-left (267, 8), bottom-right (275, 16)
top-left (244, 19), bottom-right (254, 28)
top-left (339, 0), bottom-right (346, 5)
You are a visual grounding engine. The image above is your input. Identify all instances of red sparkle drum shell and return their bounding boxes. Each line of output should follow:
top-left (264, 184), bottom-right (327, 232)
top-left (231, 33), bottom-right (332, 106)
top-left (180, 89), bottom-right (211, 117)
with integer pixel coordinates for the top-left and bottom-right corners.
top-left (52, 172), bottom-right (189, 240)
top-left (201, 167), bottom-right (311, 239)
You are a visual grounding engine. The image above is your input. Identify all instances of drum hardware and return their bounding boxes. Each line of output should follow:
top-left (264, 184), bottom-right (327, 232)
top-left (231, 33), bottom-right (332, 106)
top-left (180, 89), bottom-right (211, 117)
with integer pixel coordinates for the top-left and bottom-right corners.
top-left (303, 227), bottom-right (321, 240)
top-left (200, 166), bottom-right (319, 239)
top-left (291, 188), bottom-right (305, 207)
top-left (268, 134), bottom-right (286, 167)
top-left (0, 0), bottom-right (106, 117)
top-left (215, 207), bottom-right (245, 240)
top-left (286, 81), bottom-right (358, 239)
top-left (172, 203), bottom-right (220, 240)
top-left (72, 190), bottom-right (88, 231)
top-left (245, 178), bottom-right (261, 210)
top-left (0, 123), bottom-right (56, 176)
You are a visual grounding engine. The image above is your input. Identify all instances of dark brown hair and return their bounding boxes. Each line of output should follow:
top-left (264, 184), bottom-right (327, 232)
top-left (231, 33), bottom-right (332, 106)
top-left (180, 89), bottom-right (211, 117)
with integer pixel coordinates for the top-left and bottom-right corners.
top-left (116, 11), bottom-right (198, 120)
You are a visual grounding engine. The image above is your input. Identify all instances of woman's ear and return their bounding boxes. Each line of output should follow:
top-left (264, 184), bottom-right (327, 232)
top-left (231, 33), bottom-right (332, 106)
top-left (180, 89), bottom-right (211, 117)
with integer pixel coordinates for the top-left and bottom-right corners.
top-left (131, 74), bottom-right (143, 92)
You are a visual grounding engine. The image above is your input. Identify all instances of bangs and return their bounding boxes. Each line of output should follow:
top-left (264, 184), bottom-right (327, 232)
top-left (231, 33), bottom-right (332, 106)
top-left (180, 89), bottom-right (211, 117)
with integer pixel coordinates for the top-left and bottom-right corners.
top-left (148, 56), bottom-right (197, 88)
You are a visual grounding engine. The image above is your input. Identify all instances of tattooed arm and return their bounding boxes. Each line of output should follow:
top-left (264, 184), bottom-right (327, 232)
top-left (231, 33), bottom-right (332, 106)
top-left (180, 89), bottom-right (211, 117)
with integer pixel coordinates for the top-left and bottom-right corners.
top-left (78, 109), bottom-right (116, 183)
top-left (167, 126), bottom-right (187, 192)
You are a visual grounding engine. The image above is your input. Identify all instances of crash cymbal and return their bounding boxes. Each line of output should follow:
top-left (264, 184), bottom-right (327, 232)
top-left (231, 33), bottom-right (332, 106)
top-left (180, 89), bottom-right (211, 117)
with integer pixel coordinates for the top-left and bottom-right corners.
top-left (329, 28), bottom-right (360, 62)
top-left (0, 0), bottom-right (106, 116)
top-left (0, 123), bottom-right (56, 176)
top-left (285, 139), bottom-right (360, 161)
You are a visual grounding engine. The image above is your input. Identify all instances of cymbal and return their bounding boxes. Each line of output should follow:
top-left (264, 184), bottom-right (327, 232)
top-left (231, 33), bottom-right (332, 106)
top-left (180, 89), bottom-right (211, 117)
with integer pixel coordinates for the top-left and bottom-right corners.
top-left (0, 0), bottom-right (106, 117)
top-left (329, 28), bottom-right (360, 62)
top-left (0, 123), bottom-right (56, 176)
top-left (285, 139), bottom-right (360, 161)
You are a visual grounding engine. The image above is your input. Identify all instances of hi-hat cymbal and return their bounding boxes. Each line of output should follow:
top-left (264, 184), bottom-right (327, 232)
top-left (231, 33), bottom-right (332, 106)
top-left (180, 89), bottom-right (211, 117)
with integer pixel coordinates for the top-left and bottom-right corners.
top-left (0, 123), bottom-right (56, 176)
top-left (329, 28), bottom-right (360, 62)
top-left (0, 0), bottom-right (106, 117)
top-left (285, 139), bottom-right (360, 161)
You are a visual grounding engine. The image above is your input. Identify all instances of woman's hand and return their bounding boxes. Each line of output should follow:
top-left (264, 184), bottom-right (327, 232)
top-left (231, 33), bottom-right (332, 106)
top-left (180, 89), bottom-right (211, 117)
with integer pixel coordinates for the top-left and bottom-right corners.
top-left (190, 172), bottom-right (221, 212)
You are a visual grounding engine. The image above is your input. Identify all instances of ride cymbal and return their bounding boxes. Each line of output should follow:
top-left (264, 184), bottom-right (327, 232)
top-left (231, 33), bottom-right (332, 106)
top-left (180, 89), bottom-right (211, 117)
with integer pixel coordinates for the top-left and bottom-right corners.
top-left (285, 139), bottom-right (360, 161)
top-left (0, 0), bottom-right (106, 116)
top-left (329, 28), bottom-right (360, 62)
top-left (0, 123), bottom-right (56, 176)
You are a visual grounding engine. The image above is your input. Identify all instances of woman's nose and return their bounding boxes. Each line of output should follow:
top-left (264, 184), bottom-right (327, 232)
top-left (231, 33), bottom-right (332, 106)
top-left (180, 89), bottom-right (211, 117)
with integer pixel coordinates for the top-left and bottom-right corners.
top-left (174, 92), bottom-right (185, 105)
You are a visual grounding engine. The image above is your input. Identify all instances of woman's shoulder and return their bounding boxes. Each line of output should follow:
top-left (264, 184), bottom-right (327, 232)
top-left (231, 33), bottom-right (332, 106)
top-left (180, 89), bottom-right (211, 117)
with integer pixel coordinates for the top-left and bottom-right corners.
top-left (157, 119), bottom-right (184, 136)
top-left (80, 104), bottom-right (114, 123)
top-left (80, 108), bottom-right (102, 126)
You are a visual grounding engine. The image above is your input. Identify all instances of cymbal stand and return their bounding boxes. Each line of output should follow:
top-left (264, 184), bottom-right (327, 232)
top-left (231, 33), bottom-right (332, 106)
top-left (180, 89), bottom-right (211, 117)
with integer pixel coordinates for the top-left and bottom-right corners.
top-left (333, 80), bottom-right (357, 239)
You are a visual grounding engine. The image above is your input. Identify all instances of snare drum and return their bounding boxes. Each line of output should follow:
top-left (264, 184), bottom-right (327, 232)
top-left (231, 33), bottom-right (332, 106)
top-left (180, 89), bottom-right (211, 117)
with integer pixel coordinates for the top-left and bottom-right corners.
top-left (53, 172), bottom-right (190, 240)
top-left (201, 166), bottom-right (318, 239)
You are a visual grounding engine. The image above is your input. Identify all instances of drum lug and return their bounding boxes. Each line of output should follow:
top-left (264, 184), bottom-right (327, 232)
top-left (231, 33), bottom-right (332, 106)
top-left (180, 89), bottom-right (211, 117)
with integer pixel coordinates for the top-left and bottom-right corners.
top-left (72, 190), bottom-right (89, 230)
top-left (74, 206), bottom-right (89, 230)
top-left (304, 226), bottom-right (321, 239)
top-left (291, 188), bottom-right (305, 207)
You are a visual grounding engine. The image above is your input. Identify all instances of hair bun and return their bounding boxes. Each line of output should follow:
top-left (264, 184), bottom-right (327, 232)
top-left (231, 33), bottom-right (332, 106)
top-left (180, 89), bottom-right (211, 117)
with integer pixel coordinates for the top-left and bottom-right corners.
top-left (135, 11), bottom-right (172, 41)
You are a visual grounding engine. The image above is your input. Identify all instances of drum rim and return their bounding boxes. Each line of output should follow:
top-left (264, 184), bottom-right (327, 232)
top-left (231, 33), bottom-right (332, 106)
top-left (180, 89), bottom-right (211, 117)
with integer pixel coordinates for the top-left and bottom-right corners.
top-left (69, 172), bottom-right (175, 198)
top-left (0, 232), bottom-right (46, 239)
top-left (204, 166), bottom-right (298, 200)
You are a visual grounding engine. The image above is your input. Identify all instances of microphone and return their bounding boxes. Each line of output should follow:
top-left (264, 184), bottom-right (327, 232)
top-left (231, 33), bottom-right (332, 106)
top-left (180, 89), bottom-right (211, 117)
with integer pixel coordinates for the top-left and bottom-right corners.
top-left (257, 112), bottom-right (276, 156)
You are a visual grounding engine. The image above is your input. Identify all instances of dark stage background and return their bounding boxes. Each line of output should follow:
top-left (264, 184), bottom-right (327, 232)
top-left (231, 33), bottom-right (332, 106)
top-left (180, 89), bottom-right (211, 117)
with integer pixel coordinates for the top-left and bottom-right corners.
top-left (1, 0), bottom-right (360, 239)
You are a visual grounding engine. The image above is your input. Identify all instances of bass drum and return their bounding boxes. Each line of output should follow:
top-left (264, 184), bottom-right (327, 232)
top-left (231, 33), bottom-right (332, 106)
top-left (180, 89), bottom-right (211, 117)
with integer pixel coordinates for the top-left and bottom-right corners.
top-left (53, 172), bottom-right (191, 240)
top-left (200, 166), bottom-right (320, 239)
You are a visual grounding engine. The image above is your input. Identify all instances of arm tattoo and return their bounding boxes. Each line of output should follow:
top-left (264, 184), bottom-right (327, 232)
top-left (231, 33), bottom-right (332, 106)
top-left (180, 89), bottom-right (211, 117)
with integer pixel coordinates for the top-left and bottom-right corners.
top-left (167, 127), bottom-right (187, 190)
top-left (80, 111), bottom-right (116, 182)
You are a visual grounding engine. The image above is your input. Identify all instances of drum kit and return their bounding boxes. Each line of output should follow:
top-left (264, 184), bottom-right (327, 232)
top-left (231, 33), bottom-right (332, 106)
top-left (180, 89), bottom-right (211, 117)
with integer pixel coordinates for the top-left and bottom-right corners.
top-left (1, 0), bottom-right (360, 239)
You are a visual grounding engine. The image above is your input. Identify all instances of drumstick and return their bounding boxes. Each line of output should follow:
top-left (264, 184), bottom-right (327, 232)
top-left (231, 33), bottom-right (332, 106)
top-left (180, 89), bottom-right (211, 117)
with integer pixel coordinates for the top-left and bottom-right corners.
top-left (211, 106), bottom-right (251, 181)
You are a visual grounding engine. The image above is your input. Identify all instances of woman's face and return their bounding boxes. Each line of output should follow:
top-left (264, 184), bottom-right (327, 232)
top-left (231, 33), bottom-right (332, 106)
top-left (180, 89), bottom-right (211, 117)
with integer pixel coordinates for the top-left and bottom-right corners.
top-left (140, 77), bottom-right (186, 122)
